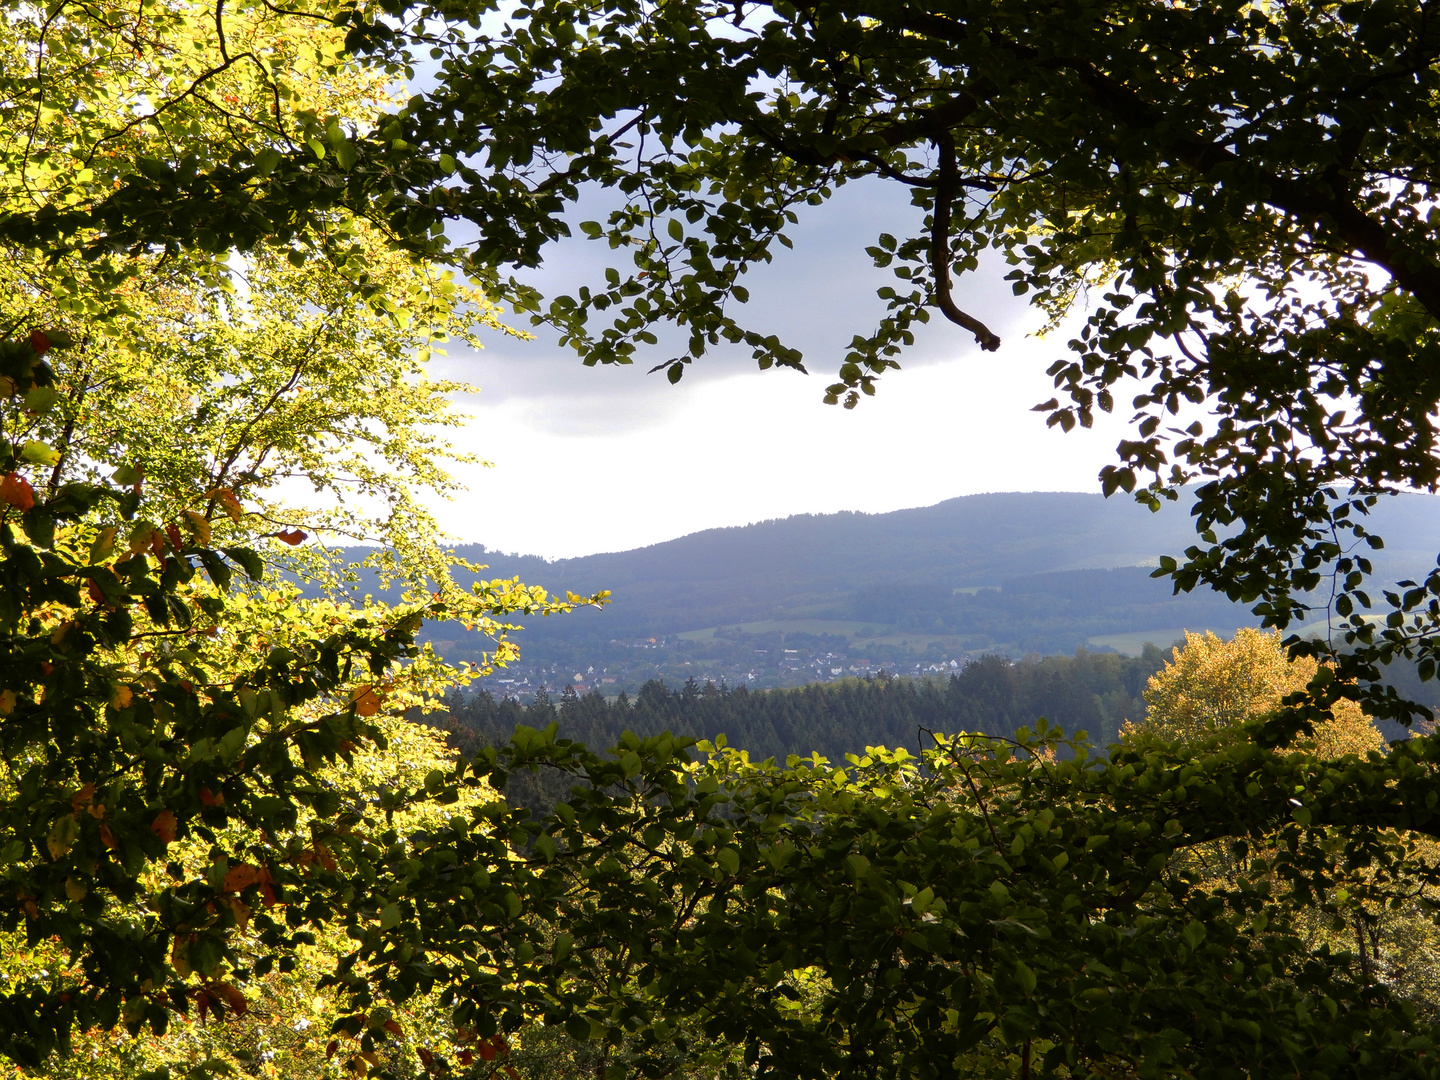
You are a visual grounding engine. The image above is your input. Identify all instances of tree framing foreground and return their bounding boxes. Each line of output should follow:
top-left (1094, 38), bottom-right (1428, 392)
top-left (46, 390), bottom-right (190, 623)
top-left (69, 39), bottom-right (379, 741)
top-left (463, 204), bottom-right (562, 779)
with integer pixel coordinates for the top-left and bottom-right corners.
top-left (8, 1), bottom-right (1440, 1078)
top-left (12, 0), bottom-right (1440, 719)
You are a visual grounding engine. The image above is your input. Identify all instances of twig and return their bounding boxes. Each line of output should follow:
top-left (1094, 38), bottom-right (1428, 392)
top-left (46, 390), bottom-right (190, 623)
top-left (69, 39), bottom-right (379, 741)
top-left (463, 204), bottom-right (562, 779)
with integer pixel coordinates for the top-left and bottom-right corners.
top-left (931, 134), bottom-right (1000, 351)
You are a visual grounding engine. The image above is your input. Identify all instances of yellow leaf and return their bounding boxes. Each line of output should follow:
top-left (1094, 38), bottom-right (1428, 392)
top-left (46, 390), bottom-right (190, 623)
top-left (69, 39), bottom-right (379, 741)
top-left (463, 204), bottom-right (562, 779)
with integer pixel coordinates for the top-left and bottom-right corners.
top-left (46, 814), bottom-right (79, 859)
top-left (182, 508), bottom-right (212, 545)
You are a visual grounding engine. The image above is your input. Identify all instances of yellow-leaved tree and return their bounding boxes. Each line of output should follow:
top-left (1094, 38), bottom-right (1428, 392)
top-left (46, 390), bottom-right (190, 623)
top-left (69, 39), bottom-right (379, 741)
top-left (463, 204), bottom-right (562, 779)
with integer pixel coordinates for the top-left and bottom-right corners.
top-left (1131, 628), bottom-right (1385, 758)
top-left (0, 1), bottom-right (596, 1076)
top-left (1125, 629), bottom-right (1440, 1017)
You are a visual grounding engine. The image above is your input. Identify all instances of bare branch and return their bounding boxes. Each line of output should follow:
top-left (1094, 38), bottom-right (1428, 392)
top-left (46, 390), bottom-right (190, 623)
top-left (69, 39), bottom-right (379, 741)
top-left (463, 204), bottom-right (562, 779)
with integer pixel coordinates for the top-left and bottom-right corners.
top-left (931, 134), bottom-right (1000, 352)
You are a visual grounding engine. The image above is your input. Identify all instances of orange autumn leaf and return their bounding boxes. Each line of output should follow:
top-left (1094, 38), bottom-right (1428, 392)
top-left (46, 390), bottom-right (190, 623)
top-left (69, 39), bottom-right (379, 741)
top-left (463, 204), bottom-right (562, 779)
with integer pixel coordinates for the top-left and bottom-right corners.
top-left (151, 810), bottom-right (177, 844)
top-left (383, 1020), bottom-right (403, 1037)
top-left (219, 893), bottom-right (251, 931)
top-left (182, 508), bottom-right (211, 545)
top-left (223, 864), bottom-right (260, 892)
top-left (28, 329), bottom-right (51, 356)
top-left (0, 472), bottom-right (34, 511)
top-left (199, 786), bottom-right (225, 807)
top-left (275, 528), bottom-right (307, 545)
top-left (214, 983), bottom-right (248, 1015)
top-left (351, 685), bottom-right (383, 717)
top-left (207, 488), bottom-right (244, 522)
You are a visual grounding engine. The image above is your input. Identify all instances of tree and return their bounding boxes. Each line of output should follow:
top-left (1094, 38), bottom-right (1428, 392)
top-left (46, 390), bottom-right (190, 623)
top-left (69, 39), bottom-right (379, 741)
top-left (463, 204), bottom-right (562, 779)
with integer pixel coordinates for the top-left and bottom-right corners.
top-left (1132, 628), bottom-right (1384, 757)
top-left (346, 0), bottom-right (1440, 724)
top-left (25, 713), bottom-right (495, 1080)
top-left (8, 0), bottom-right (1429, 719)
top-left (1124, 629), bottom-right (1440, 1022)
top-left (349, 716), bottom-right (1440, 1080)
top-left (0, 2), bottom-right (595, 1066)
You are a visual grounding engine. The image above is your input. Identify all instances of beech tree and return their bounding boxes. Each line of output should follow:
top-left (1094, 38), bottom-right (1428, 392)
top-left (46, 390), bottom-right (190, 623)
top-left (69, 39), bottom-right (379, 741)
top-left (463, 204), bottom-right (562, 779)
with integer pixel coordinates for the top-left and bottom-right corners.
top-left (10, 3), bottom-right (1440, 1079)
top-left (0, 4), bottom-right (587, 1070)
top-left (349, 0), bottom-right (1440, 722)
top-left (10, 0), bottom-right (1436, 717)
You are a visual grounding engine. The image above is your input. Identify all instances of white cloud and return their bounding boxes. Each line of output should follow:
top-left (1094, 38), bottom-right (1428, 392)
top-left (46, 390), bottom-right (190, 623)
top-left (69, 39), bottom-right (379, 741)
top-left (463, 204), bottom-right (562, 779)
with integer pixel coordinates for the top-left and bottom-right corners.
top-left (424, 177), bottom-right (1139, 558)
top-left (430, 315), bottom-right (1132, 558)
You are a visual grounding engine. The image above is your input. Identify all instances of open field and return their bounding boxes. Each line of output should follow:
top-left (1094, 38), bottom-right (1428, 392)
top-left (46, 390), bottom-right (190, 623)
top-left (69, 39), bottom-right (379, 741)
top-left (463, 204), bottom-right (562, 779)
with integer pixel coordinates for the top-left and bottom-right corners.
top-left (677, 619), bottom-right (877, 641)
top-left (1085, 626), bottom-right (1254, 656)
top-left (678, 619), bottom-right (984, 654)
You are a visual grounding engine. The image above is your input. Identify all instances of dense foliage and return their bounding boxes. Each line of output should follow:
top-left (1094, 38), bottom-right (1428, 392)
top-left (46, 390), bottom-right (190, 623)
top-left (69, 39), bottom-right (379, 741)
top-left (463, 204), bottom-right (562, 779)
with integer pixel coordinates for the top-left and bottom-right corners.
top-left (0, 4), bottom-right (583, 1072)
top-left (438, 648), bottom-right (1168, 810)
top-left (10, 1), bottom-right (1440, 1078)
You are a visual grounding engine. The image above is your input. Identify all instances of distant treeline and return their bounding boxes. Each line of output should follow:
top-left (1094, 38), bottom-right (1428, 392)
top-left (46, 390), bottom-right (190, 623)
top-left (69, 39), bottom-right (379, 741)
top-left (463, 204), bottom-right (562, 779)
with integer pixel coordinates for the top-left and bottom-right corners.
top-left (432, 646), bottom-right (1171, 812)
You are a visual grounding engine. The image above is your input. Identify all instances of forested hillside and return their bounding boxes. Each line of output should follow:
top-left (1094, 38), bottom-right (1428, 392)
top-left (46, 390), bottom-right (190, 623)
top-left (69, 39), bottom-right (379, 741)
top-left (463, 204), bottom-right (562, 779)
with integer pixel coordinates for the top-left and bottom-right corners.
top-left (395, 490), bottom-right (1440, 695)
top-left (443, 490), bottom-right (1440, 639)
top-left (434, 647), bottom-right (1171, 810)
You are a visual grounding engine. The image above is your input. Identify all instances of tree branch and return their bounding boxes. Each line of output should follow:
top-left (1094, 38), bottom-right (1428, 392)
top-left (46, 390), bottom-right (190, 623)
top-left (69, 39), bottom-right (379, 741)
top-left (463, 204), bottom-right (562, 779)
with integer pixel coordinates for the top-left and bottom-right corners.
top-left (931, 133), bottom-right (1001, 351)
top-left (886, 9), bottom-right (1440, 319)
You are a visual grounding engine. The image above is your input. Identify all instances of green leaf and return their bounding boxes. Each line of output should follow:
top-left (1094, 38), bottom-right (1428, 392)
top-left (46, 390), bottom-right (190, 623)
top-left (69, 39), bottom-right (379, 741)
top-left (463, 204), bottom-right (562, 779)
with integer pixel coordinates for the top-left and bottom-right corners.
top-left (197, 549), bottom-right (232, 590)
top-left (24, 387), bottom-right (59, 413)
top-left (380, 903), bottom-right (402, 930)
top-left (22, 509), bottom-right (55, 548)
top-left (221, 546), bottom-right (264, 581)
top-left (1014, 961), bottom-right (1036, 996)
top-left (19, 440), bottom-right (61, 466)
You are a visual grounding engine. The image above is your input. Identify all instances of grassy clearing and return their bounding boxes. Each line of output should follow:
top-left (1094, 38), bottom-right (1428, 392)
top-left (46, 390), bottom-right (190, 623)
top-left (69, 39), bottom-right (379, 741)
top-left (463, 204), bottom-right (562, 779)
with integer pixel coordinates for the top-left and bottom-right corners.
top-left (679, 619), bottom-right (882, 641)
top-left (678, 620), bottom-right (987, 656)
top-left (1086, 626), bottom-right (1252, 656)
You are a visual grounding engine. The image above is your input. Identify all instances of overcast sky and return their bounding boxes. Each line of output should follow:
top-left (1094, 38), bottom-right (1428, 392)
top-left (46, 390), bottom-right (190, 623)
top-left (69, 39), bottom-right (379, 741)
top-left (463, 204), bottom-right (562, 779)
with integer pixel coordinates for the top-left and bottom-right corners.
top-left (426, 179), bottom-right (1135, 560)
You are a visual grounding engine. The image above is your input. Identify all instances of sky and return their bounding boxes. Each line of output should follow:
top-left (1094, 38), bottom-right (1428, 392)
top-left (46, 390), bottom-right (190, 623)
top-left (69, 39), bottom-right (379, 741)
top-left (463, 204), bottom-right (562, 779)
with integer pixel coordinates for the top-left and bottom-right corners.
top-left (426, 180), bottom-right (1135, 560)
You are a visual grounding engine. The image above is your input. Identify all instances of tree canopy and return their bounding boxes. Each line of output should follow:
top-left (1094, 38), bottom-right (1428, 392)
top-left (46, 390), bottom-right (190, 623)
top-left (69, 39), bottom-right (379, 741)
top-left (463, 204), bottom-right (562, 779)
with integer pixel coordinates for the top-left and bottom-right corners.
top-left (10, 0), bottom-right (1436, 716)
top-left (0, 5), bottom-right (590, 1069)
top-left (11, 2), bottom-right (1440, 1078)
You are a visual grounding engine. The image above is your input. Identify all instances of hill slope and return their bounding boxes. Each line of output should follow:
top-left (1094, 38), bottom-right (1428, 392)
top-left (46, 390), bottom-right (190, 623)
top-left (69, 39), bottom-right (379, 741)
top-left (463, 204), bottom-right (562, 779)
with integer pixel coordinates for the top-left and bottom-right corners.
top-left (437, 491), bottom-right (1435, 643)
top-left (352, 489), bottom-right (1440, 695)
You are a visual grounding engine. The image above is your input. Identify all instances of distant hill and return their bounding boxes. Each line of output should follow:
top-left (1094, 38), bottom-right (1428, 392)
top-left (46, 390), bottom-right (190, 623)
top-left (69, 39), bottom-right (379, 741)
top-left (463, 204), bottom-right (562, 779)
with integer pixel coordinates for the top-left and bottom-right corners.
top-left (431, 490), bottom-right (1440, 655)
